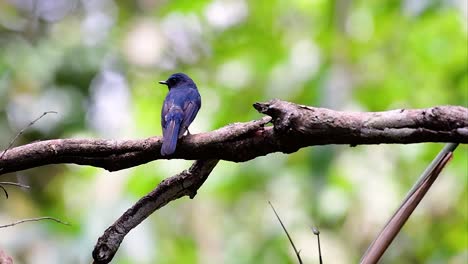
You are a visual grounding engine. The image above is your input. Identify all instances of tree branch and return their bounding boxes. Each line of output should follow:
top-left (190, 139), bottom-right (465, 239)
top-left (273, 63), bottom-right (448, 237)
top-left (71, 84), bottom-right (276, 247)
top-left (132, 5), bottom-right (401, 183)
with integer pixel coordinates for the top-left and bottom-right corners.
top-left (0, 99), bottom-right (465, 263)
top-left (92, 159), bottom-right (219, 264)
top-left (0, 99), bottom-right (466, 175)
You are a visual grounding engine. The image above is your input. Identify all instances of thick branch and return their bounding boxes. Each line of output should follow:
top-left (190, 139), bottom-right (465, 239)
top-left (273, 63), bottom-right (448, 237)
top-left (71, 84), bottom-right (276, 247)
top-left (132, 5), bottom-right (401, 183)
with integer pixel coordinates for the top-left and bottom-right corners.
top-left (0, 99), bottom-right (465, 263)
top-left (1, 100), bottom-right (467, 175)
top-left (92, 159), bottom-right (219, 264)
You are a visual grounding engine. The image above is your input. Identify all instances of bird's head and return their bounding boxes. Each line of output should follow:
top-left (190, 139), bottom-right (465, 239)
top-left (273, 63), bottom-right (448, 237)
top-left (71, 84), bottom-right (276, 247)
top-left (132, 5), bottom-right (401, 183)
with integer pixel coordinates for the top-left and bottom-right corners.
top-left (159, 73), bottom-right (195, 89)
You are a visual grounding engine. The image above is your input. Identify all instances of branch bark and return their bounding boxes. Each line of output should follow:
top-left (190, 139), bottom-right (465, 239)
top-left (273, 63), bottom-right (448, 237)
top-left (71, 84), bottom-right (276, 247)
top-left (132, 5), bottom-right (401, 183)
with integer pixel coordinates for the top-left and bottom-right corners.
top-left (1, 100), bottom-right (466, 175)
top-left (1, 99), bottom-right (466, 263)
top-left (92, 159), bottom-right (219, 264)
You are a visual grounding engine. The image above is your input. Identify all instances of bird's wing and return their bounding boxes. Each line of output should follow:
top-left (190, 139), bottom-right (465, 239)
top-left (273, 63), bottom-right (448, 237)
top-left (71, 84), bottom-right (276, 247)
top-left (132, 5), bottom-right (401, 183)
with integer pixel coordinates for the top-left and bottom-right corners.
top-left (179, 90), bottom-right (201, 138)
top-left (161, 98), bottom-right (173, 130)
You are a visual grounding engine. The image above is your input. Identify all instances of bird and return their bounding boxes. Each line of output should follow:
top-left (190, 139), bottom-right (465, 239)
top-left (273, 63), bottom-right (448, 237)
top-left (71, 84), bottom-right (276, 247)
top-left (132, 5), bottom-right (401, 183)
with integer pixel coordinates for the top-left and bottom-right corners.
top-left (159, 73), bottom-right (201, 156)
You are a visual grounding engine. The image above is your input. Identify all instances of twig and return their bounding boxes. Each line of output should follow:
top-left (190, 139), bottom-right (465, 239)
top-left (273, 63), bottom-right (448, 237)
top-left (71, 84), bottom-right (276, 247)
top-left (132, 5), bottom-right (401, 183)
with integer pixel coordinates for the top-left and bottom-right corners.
top-left (312, 226), bottom-right (323, 264)
top-left (0, 182), bottom-right (30, 189)
top-left (268, 201), bottom-right (303, 264)
top-left (0, 181), bottom-right (30, 199)
top-left (0, 216), bottom-right (69, 228)
top-left (0, 111), bottom-right (57, 160)
top-left (0, 185), bottom-right (7, 199)
top-left (360, 143), bottom-right (458, 264)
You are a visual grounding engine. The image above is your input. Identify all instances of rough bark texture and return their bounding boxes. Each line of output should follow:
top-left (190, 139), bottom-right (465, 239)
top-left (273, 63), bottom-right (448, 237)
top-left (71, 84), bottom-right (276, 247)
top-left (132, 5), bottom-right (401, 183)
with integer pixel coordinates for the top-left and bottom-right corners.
top-left (1, 99), bottom-right (467, 263)
top-left (1, 100), bottom-right (466, 175)
top-left (92, 159), bottom-right (219, 264)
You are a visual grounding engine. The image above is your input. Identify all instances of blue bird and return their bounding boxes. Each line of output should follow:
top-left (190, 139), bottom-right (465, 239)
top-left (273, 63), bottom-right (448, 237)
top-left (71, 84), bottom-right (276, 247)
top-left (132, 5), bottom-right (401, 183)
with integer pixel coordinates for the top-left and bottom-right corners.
top-left (159, 73), bottom-right (201, 156)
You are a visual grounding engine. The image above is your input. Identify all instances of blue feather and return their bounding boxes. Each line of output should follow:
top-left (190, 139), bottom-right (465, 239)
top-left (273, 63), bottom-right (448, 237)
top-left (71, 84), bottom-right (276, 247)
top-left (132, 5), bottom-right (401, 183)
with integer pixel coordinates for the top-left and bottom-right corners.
top-left (160, 73), bottom-right (201, 156)
top-left (161, 110), bottom-right (183, 155)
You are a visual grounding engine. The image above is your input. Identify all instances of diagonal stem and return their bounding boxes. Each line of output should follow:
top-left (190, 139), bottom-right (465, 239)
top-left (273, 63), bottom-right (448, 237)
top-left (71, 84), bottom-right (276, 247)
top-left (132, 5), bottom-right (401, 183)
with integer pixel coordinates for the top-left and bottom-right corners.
top-left (269, 201), bottom-right (303, 264)
top-left (360, 143), bottom-right (458, 264)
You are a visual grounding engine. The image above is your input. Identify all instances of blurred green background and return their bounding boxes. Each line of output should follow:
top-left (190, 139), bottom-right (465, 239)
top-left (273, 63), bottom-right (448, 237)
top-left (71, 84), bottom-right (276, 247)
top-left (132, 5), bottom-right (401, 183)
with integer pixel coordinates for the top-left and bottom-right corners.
top-left (0, 0), bottom-right (467, 263)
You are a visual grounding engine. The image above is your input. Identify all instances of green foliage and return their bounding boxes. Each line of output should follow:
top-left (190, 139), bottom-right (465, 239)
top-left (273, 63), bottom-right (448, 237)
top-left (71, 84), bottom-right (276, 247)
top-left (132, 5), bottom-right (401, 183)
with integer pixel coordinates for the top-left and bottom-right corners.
top-left (0, 0), bottom-right (466, 263)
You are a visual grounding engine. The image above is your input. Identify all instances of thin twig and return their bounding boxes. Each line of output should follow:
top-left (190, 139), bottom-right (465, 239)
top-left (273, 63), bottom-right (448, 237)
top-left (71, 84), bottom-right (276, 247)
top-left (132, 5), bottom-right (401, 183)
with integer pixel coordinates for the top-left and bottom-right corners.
top-left (0, 216), bottom-right (69, 228)
top-left (268, 201), bottom-right (303, 264)
top-left (0, 182), bottom-right (30, 189)
top-left (0, 185), bottom-right (7, 199)
top-left (312, 226), bottom-right (323, 264)
top-left (0, 111), bottom-right (57, 160)
top-left (0, 181), bottom-right (30, 199)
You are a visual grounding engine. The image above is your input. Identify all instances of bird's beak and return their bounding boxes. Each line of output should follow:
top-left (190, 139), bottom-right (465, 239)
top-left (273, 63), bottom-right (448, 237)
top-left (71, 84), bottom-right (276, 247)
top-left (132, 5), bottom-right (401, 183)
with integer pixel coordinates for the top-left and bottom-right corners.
top-left (159, 80), bottom-right (168, 85)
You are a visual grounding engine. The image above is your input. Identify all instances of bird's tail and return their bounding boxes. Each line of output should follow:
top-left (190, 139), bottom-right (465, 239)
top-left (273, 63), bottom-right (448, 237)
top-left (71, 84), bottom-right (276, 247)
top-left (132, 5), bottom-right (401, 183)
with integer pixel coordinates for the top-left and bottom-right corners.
top-left (161, 113), bottom-right (183, 156)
